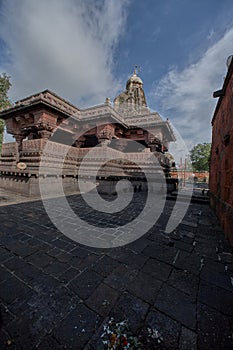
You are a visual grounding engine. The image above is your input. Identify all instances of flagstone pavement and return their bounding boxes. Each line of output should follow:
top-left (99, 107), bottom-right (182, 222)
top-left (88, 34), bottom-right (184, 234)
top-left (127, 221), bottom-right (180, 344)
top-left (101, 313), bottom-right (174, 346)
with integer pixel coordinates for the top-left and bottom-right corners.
top-left (0, 192), bottom-right (232, 349)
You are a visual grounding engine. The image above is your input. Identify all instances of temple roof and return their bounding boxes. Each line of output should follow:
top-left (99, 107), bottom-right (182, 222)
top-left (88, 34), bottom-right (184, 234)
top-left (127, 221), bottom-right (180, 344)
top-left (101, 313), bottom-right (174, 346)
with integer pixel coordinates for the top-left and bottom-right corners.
top-left (0, 85), bottom-right (176, 142)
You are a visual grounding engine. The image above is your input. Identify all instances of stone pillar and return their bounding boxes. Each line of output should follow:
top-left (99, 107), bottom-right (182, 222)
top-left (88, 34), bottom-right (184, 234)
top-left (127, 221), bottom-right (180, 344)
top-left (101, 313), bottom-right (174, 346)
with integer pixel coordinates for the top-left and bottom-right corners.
top-left (38, 129), bottom-right (53, 139)
top-left (73, 135), bottom-right (86, 148)
top-left (15, 134), bottom-right (25, 162)
top-left (97, 125), bottom-right (114, 146)
top-left (147, 134), bottom-right (162, 153)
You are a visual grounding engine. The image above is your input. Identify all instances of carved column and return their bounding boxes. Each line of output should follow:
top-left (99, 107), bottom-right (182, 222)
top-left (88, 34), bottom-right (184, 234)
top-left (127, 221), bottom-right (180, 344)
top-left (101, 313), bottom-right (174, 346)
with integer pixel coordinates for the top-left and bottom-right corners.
top-left (38, 129), bottom-right (53, 139)
top-left (72, 135), bottom-right (86, 148)
top-left (147, 132), bottom-right (162, 153)
top-left (97, 125), bottom-right (114, 146)
top-left (15, 134), bottom-right (25, 162)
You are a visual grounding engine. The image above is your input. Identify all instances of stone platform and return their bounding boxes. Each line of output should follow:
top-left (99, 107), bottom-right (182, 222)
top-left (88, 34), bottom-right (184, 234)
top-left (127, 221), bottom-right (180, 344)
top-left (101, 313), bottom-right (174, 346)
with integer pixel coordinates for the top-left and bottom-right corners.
top-left (0, 192), bottom-right (232, 349)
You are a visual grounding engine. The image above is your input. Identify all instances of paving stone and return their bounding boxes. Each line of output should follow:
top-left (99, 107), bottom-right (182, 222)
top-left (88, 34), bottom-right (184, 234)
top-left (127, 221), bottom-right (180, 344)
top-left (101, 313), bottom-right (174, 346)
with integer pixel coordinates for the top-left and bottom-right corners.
top-left (193, 241), bottom-right (219, 260)
top-left (155, 284), bottom-right (196, 330)
top-left (68, 269), bottom-right (103, 300)
top-left (82, 317), bottom-right (109, 350)
top-left (181, 220), bottom-right (198, 228)
top-left (43, 260), bottom-right (69, 277)
top-left (8, 289), bottom-right (38, 316)
top-left (168, 269), bottom-right (199, 297)
top-left (0, 248), bottom-right (12, 263)
top-left (104, 264), bottom-right (138, 291)
top-left (197, 303), bottom-right (233, 349)
top-left (126, 237), bottom-right (150, 253)
top-left (56, 251), bottom-right (73, 263)
top-left (70, 246), bottom-right (92, 258)
top-left (0, 267), bottom-right (12, 283)
top-left (51, 238), bottom-right (74, 251)
top-left (141, 258), bottom-right (172, 282)
top-left (0, 328), bottom-right (16, 350)
top-left (47, 247), bottom-right (63, 257)
top-left (126, 270), bottom-right (162, 304)
top-left (32, 231), bottom-right (59, 243)
top-left (69, 255), bottom-right (84, 269)
top-left (178, 229), bottom-right (195, 239)
top-left (107, 247), bottom-right (147, 267)
top-left (200, 265), bottom-right (233, 291)
top-left (198, 281), bottom-right (233, 316)
top-left (31, 274), bottom-right (61, 294)
top-left (25, 251), bottom-right (55, 268)
top-left (58, 267), bottom-right (80, 283)
top-left (5, 312), bottom-right (47, 349)
top-left (203, 258), bottom-right (227, 273)
top-left (15, 263), bottom-right (44, 284)
top-left (75, 254), bottom-right (100, 271)
top-left (92, 255), bottom-right (120, 277)
top-left (141, 308), bottom-right (181, 349)
top-left (111, 291), bottom-right (149, 333)
top-left (26, 286), bottom-right (79, 329)
top-left (11, 242), bottom-right (40, 258)
top-left (179, 326), bottom-right (197, 350)
top-left (174, 240), bottom-right (194, 253)
top-left (52, 303), bottom-right (102, 349)
top-left (35, 335), bottom-right (63, 349)
top-left (142, 242), bottom-right (178, 265)
top-left (3, 256), bottom-right (29, 272)
top-left (86, 283), bottom-right (119, 317)
top-left (174, 251), bottom-right (202, 275)
top-left (0, 303), bottom-right (15, 327)
top-left (0, 277), bottom-right (31, 304)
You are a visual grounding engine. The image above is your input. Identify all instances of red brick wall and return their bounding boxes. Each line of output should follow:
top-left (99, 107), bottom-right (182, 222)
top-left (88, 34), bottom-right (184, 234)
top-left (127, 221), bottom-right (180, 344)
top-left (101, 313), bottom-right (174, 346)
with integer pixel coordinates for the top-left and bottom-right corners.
top-left (210, 65), bottom-right (233, 245)
top-left (171, 170), bottom-right (209, 182)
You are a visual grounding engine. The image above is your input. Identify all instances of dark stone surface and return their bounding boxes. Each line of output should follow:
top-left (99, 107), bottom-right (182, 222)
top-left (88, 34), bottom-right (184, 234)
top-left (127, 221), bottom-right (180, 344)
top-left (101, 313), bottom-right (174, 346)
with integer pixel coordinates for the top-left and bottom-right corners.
top-left (86, 283), bottom-right (119, 317)
top-left (179, 326), bottom-right (197, 350)
top-left (0, 194), bottom-right (232, 348)
top-left (167, 269), bottom-right (199, 297)
top-left (92, 255), bottom-right (120, 277)
top-left (111, 291), bottom-right (149, 333)
top-left (198, 281), bottom-right (233, 316)
top-left (197, 303), bottom-right (233, 349)
top-left (155, 284), bottom-right (196, 330)
top-left (141, 258), bottom-right (172, 281)
top-left (142, 242), bottom-right (178, 265)
top-left (52, 303), bottom-right (102, 349)
top-left (0, 277), bottom-right (31, 304)
top-left (126, 270), bottom-right (163, 304)
top-left (142, 308), bottom-right (181, 349)
top-left (68, 269), bottom-right (103, 299)
top-left (200, 264), bottom-right (233, 291)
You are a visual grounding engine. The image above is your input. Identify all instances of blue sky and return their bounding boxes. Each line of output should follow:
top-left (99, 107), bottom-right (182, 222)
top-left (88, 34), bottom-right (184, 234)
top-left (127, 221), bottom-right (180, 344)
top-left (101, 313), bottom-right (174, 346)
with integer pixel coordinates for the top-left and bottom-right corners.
top-left (0, 0), bottom-right (233, 150)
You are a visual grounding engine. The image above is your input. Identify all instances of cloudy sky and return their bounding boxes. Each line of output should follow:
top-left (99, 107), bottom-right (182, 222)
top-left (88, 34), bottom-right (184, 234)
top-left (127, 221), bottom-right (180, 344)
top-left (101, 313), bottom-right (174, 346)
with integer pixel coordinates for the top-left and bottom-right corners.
top-left (0, 0), bottom-right (233, 149)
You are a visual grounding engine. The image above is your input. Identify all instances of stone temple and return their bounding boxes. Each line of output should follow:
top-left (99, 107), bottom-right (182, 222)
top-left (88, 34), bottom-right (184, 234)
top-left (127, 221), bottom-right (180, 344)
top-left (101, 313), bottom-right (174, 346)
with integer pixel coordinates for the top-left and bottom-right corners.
top-left (0, 70), bottom-right (177, 196)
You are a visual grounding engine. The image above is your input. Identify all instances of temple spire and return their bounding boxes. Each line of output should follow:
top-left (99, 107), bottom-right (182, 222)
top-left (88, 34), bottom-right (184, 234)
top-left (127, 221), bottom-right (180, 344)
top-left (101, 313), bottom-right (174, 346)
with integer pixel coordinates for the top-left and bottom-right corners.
top-left (133, 65), bottom-right (141, 75)
top-left (113, 67), bottom-right (149, 116)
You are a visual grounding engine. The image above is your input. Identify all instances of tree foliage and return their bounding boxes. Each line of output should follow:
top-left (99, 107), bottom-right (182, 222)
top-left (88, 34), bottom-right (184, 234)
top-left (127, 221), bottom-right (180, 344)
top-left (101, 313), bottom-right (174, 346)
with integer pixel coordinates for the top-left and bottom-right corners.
top-left (190, 143), bottom-right (211, 171)
top-left (0, 73), bottom-right (12, 151)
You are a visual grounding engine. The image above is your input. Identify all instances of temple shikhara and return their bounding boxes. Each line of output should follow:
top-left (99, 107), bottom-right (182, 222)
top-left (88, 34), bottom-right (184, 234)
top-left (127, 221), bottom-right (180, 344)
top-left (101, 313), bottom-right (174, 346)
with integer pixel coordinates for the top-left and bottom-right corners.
top-left (0, 70), bottom-right (177, 196)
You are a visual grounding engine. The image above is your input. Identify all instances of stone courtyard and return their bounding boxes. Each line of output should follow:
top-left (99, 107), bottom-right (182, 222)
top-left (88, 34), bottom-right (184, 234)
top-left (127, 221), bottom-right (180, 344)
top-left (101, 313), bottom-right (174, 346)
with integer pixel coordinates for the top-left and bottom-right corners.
top-left (0, 192), bottom-right (233, 349)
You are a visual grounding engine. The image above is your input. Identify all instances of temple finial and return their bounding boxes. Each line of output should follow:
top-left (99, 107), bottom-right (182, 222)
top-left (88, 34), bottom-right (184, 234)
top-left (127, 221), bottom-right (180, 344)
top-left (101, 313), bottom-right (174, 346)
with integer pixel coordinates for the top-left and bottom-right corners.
top-left (134, 65), bottom-right (141, 75)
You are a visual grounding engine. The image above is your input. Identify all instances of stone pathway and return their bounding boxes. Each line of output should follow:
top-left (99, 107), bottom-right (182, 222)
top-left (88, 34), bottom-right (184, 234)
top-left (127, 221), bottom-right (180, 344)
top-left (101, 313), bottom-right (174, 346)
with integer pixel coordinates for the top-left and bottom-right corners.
top-left (0, 192), bottom-right (232, 349)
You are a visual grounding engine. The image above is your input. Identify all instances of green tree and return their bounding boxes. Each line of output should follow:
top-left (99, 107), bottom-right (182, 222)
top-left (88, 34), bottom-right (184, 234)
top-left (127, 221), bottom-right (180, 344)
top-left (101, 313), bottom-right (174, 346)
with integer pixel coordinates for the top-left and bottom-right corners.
top-left (0, 73), bottom-right (12, 151)
top-left (190, 143), bottom-right (211, 171)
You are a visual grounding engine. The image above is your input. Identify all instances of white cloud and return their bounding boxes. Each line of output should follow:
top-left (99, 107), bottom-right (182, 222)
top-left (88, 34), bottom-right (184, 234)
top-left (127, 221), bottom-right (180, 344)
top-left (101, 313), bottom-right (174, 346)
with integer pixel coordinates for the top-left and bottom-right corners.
top-left (0, 0), bottom-right (129, 106)
top-left (153, 27), bottom-right (233, 149)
